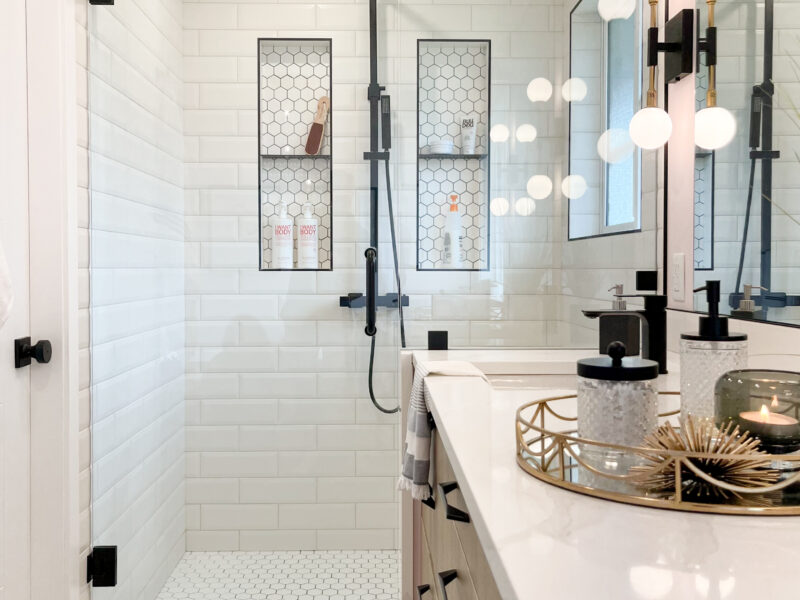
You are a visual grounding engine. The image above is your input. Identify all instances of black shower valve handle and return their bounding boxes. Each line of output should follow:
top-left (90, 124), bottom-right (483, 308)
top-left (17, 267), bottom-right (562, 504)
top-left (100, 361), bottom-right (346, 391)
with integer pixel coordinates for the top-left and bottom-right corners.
top-left (365, 247), bottom-right (377, 337)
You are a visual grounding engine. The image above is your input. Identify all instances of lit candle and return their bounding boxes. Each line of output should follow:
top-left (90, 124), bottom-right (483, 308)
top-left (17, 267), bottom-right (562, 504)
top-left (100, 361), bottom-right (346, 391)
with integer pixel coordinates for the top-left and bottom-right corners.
top-left (738, 401), bottom-right (800, 453)
top-left (739, 403), bottom-right (799, 428)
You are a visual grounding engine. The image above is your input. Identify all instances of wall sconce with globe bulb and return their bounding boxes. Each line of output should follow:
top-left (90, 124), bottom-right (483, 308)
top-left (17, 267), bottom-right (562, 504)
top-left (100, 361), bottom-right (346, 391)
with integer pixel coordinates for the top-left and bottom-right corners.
top-left (694, 0), bottom-right (737, 150)
top-left (629, 1), bottom-right (695, 150)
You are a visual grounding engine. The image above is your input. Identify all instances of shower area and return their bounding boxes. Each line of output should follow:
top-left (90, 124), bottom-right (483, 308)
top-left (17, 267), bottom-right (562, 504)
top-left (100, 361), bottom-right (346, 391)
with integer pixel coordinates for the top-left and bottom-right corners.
top-left (81, 0), bottom-right (657, 597)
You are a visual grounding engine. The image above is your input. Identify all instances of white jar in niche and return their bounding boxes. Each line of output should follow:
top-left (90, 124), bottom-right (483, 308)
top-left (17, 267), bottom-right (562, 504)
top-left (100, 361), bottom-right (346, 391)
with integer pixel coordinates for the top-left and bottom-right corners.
top-left (460, 115), bottom-right (477, 154)
top-left (296, 203), bottom-right (319, 269)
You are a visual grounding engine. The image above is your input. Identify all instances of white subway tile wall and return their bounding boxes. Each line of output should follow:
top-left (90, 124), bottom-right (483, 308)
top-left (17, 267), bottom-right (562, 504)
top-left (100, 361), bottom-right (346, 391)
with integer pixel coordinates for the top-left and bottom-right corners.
top-left (183, 0), bottom-right (570, 552)
top-left (86, 2), bottom-right (186, 600)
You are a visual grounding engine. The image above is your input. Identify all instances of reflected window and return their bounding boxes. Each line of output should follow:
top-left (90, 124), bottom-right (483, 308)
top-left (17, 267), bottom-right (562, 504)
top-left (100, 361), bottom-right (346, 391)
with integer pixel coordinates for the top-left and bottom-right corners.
top-left (605, 18), bottom-right (637, 229)
top-left (568, 0), bottom-right (641, 240)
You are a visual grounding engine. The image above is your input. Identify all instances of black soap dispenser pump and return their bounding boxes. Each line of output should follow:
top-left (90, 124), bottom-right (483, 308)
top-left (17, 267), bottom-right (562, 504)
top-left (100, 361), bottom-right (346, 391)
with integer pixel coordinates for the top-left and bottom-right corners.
top-left (679, 280), bottom-right (748, 424)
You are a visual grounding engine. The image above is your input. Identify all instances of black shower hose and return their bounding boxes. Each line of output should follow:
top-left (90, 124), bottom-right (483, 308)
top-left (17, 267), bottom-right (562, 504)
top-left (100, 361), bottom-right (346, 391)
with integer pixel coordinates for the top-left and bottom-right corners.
top-left (367, 159), bottom-right (405, 415)
top-left (734, 157), bottom-right (757, 296)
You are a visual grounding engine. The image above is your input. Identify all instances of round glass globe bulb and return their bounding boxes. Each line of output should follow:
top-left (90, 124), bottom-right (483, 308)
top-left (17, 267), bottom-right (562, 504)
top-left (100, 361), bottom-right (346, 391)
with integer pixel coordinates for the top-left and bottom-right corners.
top-left (489, 124), bottom-right (510, 143)
top-left (629, 107), bottom-right (672, 150)
top-left (561, 175), bottom-right (587, 200)
top-left (526, 175), bottom-right (553, 200)
top-left (515, 124), bottom-right (538, 143)
top-left (561, 78), bottom-right (588, 103)
top-left (695, 106), bottom-right (737, 150)
top-left (490, 197), bottom-right (510, 216)
top-left (597, 128), bottom-right (635, 163)
top-left (526, 78), bottom-right (553, 103)
top-left (597, 0), bottom-right (635, 21)
top-left (515, 196), bottom-right (537, 216)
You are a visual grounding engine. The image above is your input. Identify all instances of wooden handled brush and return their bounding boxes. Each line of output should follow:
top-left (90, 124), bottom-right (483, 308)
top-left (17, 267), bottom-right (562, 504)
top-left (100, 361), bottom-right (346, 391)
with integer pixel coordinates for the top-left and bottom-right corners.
top-left (304, 96), bottom-right (330, 156)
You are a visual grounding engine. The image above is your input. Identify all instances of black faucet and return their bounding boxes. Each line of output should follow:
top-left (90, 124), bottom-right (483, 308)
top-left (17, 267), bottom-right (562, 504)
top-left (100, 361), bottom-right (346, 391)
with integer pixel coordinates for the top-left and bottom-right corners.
top-left (582, 293), bottom-right (668, 374)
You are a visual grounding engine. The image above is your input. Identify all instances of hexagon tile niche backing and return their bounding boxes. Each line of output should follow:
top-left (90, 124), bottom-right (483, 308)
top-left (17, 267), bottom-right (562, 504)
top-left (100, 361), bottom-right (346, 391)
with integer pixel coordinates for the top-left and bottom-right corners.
top-left (258, 38), bottom-right (332, 270)
top-left (261, 158), bottom-right (331, 269)
top-left (260, 41), bottom-right (331, 156)
top-left (417, 40), bottom-right (490, 271)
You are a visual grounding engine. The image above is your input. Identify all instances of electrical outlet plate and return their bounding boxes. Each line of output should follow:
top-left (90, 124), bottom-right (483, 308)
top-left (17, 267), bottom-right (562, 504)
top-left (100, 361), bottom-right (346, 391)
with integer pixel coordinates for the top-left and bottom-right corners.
top-left (671, 253), bottom-right (685, 301)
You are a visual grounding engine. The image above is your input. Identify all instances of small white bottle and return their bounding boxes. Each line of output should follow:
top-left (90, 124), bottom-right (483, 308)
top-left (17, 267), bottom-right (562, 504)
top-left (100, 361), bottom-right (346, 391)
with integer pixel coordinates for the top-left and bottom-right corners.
top-left (443, 194), bottom-right (462, 268)
top-left (460, 115), bottom-right (477, 154)
top-left (271, 201), bottom-right (294, 269)
top-left (296, 203), bottom-right (319, 269)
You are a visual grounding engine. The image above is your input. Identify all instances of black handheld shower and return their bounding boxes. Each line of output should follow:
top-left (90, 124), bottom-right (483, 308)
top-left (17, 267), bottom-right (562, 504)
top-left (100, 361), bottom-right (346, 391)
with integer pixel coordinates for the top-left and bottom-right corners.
top-left (365, 248), bottom-right (377, 337)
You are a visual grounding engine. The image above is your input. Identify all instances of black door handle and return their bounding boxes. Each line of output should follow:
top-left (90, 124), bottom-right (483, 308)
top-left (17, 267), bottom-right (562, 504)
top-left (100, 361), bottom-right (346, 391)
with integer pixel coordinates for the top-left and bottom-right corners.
top-left (417, 584), bottom-right (431, 599)
top-left (437, 569), bottom-right (458, 600)
top-left (15, 337), bottom-right (52, 368)
top-left (438, 481), bottom-right (470, 523)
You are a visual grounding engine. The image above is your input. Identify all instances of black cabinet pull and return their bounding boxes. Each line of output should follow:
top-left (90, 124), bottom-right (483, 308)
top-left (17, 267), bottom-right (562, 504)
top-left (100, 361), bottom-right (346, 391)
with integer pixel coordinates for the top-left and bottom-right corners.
top-left (421, 483), bottom-right (436, 510)
top-left (417, 583), bottom-right (431, 599)
top-left (437, 569), bottom-right (458, 600)
top-left (438, 481), bottom-right (470, 523)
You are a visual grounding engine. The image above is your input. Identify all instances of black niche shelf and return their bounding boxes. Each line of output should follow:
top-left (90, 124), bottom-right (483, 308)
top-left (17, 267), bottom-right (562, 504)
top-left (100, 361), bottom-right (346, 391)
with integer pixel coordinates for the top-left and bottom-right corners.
top-left (418, 153), bottom-right (488, 160)
top-left (261, 154), bottom-right (332, 159)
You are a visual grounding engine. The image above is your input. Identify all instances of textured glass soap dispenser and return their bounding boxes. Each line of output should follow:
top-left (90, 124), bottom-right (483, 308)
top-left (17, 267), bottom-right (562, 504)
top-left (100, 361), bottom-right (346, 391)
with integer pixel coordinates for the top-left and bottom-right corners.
top-left (680, 280), bottom-right (748, 424)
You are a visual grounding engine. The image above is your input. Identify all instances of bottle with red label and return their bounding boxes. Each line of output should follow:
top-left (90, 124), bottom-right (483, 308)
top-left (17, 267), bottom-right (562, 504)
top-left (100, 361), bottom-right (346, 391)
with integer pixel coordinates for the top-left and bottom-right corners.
top-left (443, 193), bottom-right (462, 268)
top-left (296, 203), bottom-right (319, 269)
top-left (271, 201), bottom-right (294, 269)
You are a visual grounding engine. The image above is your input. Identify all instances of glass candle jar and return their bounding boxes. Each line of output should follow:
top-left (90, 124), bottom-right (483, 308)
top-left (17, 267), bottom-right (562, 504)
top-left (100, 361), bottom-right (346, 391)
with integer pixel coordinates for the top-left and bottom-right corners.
top-left (715, 369), bottom-right (800, 454)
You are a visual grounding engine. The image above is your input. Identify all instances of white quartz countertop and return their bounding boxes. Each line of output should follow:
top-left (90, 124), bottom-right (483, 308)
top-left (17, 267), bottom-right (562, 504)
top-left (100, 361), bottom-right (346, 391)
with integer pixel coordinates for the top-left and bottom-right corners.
top-left (416, 349), bottom-right (800, 600)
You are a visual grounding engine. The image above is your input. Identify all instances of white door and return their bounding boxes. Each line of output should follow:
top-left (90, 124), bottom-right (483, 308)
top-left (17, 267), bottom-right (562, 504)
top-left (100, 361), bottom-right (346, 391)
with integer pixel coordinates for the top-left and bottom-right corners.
top-left (0, 0), bottom-right (34, 597)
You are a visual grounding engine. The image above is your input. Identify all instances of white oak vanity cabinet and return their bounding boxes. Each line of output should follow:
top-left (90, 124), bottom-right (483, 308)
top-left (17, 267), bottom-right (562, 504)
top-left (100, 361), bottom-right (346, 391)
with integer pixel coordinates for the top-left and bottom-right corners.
top-left (416, 427), bottom-right (502, 600)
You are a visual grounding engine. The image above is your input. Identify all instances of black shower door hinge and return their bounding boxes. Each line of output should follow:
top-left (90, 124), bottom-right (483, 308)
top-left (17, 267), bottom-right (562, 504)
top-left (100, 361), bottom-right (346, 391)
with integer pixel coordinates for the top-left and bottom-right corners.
top-left (89, 0), bottom-right (115, 5)
top-left (87, 545), bottom-right (117, 587)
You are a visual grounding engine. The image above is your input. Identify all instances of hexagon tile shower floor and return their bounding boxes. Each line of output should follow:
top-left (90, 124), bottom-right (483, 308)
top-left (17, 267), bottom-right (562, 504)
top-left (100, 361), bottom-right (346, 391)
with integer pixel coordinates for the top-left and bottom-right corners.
top-left (156, 551), bottom-right (400, 600)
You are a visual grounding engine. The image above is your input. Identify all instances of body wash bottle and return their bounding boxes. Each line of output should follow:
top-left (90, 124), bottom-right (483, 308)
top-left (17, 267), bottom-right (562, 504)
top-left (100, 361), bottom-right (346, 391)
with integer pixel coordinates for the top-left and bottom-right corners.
top-left (271, 201), bottom-right (294, 269)
top-left (443, 194), bottom-right (462, 268)
top-left (680, 280), bottom-right (748, 424)
top-left (460, 116), bottom-right (477, 154)
top-left (296, 203), bottom-right (319, 269)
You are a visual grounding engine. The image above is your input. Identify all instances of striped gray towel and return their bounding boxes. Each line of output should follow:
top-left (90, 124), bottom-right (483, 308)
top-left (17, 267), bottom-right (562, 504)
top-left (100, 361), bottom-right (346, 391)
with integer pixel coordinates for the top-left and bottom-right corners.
top-left (398, 357), bottom-right (488, 500)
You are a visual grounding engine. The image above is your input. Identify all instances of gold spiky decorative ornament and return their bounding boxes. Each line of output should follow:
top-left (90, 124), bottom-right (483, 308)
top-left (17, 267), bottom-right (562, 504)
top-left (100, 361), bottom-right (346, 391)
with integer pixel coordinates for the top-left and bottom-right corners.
top-left (631, 416), bottom-right (780, 502)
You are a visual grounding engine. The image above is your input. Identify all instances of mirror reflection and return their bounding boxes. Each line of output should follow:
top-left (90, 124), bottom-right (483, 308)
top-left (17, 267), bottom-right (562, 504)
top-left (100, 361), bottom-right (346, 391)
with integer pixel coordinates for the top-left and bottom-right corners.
top-left (692, 0), bottom-right (800, 325)
top-left (568, 0), bottom-right (642, 239)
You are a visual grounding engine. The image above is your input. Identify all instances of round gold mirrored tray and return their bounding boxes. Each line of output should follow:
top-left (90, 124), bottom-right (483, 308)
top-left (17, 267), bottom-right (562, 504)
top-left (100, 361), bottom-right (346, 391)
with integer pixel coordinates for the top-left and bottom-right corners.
top-left (516, 392), bottom-right (800, 515)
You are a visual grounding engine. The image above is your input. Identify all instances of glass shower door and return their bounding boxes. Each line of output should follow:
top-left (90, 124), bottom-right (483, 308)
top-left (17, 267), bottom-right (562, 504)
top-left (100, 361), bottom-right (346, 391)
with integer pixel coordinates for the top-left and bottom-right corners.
top-left (87, 3), bottom-right (186, 597)
top-left (387, 0), bottom-right (567, 348)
